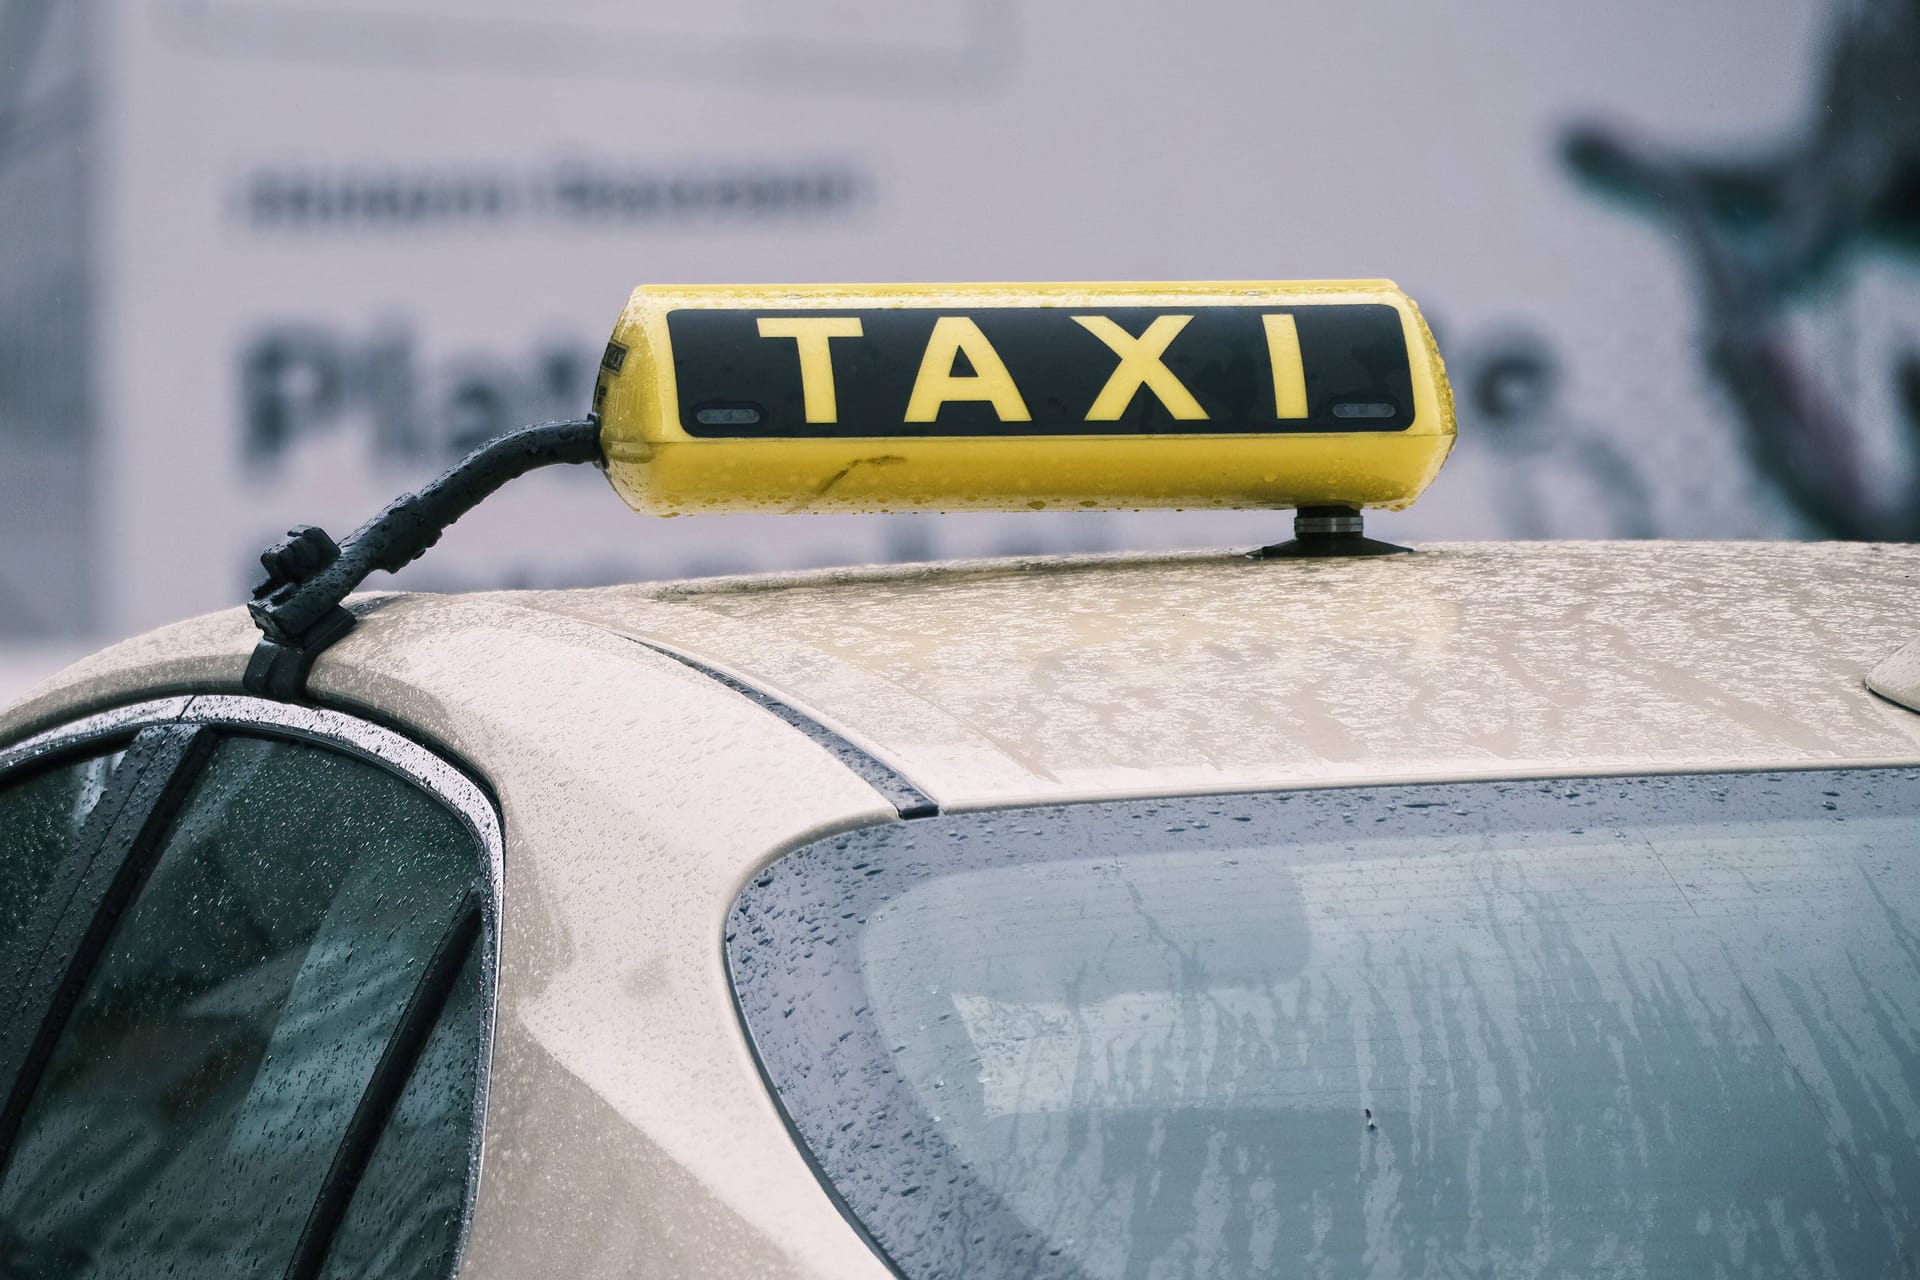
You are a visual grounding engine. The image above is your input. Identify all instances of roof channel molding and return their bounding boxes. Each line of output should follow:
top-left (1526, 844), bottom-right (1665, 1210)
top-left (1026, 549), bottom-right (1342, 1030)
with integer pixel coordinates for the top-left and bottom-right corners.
top-left (625, 638), bottom-right (938, 820)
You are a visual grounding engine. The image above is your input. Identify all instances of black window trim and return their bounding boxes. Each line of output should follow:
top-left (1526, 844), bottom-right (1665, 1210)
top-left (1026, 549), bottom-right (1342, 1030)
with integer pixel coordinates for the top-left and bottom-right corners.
top-left (0, 693), bottom-right (504, 1277)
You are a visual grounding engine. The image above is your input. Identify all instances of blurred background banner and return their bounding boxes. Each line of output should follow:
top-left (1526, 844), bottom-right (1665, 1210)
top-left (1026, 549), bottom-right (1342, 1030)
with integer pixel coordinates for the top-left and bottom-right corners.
top-left (1, 0), bottom-right (1916, 698)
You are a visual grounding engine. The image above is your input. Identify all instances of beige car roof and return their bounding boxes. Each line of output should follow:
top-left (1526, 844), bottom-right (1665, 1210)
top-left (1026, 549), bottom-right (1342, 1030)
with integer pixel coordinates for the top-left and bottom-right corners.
top-left (8, 541), bottom-right (1920, 812)
top-left (489, 540), bottom-right (1920, 807)
top-left (4, 539), bottom-right (1920, 1279)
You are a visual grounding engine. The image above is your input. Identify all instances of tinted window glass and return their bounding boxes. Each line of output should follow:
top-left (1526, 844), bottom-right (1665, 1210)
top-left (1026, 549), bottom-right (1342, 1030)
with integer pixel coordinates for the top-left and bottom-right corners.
top-left (729, 770), bottom-right (1920, 1280)
top-left (0, 734), bottom-right (486, 1279)
top-left (319, 939), bottom-right (487, 1280)
top-left (0, 749), bottom-right (122, 956)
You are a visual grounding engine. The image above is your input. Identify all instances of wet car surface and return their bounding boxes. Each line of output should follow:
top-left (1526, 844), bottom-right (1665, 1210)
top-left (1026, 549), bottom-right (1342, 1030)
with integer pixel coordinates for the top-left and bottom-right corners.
top-left (2, 540), bottom-right (1918, 1278)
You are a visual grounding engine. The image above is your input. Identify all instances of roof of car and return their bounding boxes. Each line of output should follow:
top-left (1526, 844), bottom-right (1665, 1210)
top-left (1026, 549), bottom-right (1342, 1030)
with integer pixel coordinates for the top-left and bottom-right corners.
top-left (7, 539), bottom-right (1920, 1279)
top-left (8, 541), bottom-right (1920, 811)
top-left (490, 540), bottom-right (1920, 805)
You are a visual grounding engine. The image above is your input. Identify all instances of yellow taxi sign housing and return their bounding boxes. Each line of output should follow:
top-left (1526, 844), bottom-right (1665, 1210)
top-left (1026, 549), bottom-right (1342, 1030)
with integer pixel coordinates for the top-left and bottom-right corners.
top-left (594, 281), bottom-right (1454, 515)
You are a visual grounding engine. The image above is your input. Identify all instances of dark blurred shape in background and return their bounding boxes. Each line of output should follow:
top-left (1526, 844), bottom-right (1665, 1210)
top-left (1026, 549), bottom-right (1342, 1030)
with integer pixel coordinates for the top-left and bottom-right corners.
top-left (0, 1), bottom-right (1915, 696)
top-left (1, 1), bottom-right (92, 638)
top-left (1565, 0), bottom-right (1920, 540)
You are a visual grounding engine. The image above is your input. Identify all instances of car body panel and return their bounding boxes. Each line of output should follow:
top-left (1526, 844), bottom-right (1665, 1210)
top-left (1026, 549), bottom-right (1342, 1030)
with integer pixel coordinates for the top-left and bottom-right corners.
top-left (0, 603), bottom-right (258, 742)
top-left (5, 539), bottom-right (1920, 1278)
top-left (486, 541), bottom-right (1920, 808)
top-left (0, 598), bottom-right (898, 1280)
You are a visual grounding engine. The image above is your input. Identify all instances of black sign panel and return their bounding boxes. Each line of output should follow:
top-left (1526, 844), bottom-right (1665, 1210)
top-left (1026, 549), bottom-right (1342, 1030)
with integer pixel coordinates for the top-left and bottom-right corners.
top-left (666, 304), bottom-right (1415, 437)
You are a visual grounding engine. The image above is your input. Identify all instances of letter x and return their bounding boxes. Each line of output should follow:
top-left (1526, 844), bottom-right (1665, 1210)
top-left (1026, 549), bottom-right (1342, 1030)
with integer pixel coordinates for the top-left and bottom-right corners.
top-left (1073, 315), bottom-right (1208, 421)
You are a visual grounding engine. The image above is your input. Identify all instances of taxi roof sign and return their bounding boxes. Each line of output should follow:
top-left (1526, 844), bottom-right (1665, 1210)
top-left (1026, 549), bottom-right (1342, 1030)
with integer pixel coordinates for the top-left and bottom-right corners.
top-left (240, 279), bottom-right (1457, 701)
top-left (593, 280), bottom-right (1455, 516)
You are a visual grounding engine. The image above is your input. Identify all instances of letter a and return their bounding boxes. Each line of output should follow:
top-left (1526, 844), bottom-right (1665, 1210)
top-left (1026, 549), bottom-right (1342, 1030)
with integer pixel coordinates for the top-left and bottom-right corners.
top-left (904, 317), bottom-right (1031, 423)
top-left (757, 316), bottom-right (863, 423)
top-left (1073, 315), bottom-right (1208, 420)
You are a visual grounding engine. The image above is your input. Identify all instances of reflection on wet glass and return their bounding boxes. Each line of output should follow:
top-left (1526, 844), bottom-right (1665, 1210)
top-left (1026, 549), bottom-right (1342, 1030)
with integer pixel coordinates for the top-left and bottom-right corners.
top-left (732, 772), bottom-right (1920, 1280)
top-left (0, 749), bottom-right (123, 956)
top-left (0, 735), bottom-right (481, 1279)
top-left (319, 940), bottom-right (486, 1280)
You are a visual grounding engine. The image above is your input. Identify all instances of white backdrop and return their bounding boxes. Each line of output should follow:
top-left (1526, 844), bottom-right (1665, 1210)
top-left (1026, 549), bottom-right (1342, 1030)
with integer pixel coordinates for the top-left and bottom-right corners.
top-left (7, 0), bottom-right (1900, 700)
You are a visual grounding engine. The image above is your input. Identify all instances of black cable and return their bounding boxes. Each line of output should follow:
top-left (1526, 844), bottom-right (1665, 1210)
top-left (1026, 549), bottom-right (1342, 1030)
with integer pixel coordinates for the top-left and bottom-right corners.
top-left (244, 417), bottom-right (603, 700)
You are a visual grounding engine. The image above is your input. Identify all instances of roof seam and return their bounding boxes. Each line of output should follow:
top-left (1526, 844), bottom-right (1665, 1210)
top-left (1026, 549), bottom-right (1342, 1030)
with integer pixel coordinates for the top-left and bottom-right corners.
top-left (623, 637), bottom-right (938, 820)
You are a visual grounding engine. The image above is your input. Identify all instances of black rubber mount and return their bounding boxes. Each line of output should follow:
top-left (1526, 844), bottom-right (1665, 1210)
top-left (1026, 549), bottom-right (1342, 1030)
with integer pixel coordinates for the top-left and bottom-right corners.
top-left (1254, 505), bottom-right (1412, 559)
top-left (243, 417), bottom-right (605, 701)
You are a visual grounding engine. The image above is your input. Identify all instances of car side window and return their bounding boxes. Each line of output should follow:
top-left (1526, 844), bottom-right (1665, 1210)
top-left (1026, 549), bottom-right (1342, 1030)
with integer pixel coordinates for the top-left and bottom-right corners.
top-left (0, 730), bottom-right (489, 1280)
top-left (0, 750), bottom-right (122, 958)
top-left (320, 937), bottom-right (487, 1280)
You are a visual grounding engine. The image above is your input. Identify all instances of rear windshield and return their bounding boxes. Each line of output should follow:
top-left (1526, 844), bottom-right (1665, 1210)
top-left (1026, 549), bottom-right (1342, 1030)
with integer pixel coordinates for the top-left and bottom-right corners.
top-left (727, 770), bottom-right (1920, 1280)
